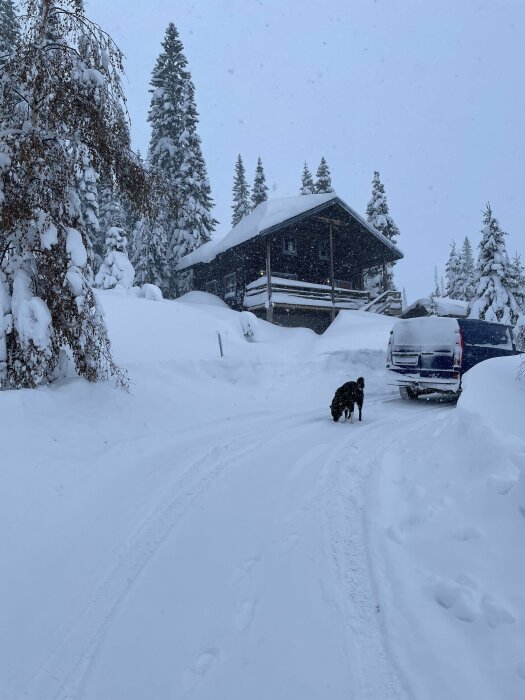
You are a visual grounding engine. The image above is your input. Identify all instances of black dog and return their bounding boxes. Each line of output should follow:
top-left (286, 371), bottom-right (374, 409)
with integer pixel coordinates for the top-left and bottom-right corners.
top-left (330, 377), bottom-right (365, 423)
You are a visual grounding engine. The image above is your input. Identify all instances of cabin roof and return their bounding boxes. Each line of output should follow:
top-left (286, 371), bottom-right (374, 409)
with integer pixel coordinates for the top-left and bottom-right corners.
top-left (177, 192), bottom-right (403, 271)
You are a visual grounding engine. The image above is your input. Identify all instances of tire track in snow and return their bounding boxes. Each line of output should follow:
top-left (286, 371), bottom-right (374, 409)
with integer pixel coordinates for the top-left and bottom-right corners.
top-left (20, 408), bottom-right (322, 700)
top-left (321, 406), bottom-right (440, 700)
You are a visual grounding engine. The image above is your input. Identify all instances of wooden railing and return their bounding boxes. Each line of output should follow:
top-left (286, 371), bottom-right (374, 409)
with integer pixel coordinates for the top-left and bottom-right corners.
top-left (360, 289), bottom-right (402, 316)
top-left (244, 276), bottom-right (370, 311)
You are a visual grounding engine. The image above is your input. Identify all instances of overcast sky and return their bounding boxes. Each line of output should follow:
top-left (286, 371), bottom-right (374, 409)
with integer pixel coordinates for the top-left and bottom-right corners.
top-left (87, 0), bottom-right (525, 300)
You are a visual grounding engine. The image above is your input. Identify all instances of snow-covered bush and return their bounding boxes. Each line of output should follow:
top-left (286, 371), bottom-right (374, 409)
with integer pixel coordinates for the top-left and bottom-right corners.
top-left (95, 227), bottom-right (135, 290)
top-left (142, 283), bottom-right (163, 301)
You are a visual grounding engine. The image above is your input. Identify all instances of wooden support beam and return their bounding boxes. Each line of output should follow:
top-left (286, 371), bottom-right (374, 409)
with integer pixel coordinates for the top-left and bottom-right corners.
top-left (266, 237), bottom-right (273, 323)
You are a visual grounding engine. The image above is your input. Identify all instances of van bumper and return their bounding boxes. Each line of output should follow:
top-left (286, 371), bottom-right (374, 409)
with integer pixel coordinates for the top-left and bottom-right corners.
top-left (386, 370), bottom-right (461, 394)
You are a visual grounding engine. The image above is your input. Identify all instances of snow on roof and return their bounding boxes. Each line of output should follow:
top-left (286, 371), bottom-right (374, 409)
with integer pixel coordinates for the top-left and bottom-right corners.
top-left (403, 296), bottom-right (469, 318)
top-left (177, 193), bottom-right (402, 270)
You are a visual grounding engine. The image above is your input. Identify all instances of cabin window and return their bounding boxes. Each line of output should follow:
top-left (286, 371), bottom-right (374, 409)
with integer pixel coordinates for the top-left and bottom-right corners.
top-left (318, 239), bottom-right (329, 260)
top-left (282, 236), bottom-right (297, 255)
top-left (224, 273), bottom-right (236, 298)
top-left (206, 280), bottom-right (218, 295)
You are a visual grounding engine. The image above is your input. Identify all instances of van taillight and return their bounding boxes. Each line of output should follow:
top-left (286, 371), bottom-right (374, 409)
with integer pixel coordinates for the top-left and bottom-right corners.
top-left (386, 332), bottom-right (393, 366)
top-left (453, 327), bottom-right (464, 368)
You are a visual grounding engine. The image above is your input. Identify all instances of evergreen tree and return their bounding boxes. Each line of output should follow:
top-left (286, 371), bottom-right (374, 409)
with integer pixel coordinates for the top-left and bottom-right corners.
top-left (147, 22), bottom-right (216, 290)
top-left (0, 0), bottom-right (19, 59)
top-left (402, 287), bottom-right (408, 310)
top-left (131, 214), bottom-right (169, 289)
top-left (0, 0), bottom-right (146, 389)
top-left (469, 204), bottom-right (519, 324)
top-left (456, 236), bottom-right (476, 301)
top-left (508, 252), bottom-right (525, 312)
top-left (251, 157), bottom-right (268, 209)
top-left (76, 144), bottom-right (99, 279)
top-left (445, 241), bottom-right (462, 298)
top-left (315, 157), bottom-right (334, 194)
top-left (95, 227), bottom-right (135, 290)
top-left (169, 72), bottom-right (216, 265)
top-left (366, 171), bottom-right (400, 291)
top-left (300, 162), bottom-right (315, 195)
top-left (432, 266), bottom-right (441, 298)
top-left (231, 154), bottom-right (250, 226)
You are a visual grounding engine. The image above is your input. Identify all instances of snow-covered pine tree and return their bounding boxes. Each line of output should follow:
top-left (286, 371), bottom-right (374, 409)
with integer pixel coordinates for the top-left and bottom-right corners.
top-left (469, 204), bottom-right (520, 325)
top-left (315, 157), bottom-right (334, 194)
top-left (0, 0), bottom-right (19, 59)
top-left (508, 252), bottom-right (525, 312)
top-left (231, 154), bottom-right (250, 226)
top-left (456, 236), bottom-right (476, 301)
top-left (300, 162), bottom-right (315, 195)
top-left (445, 242), bottom-right (462, 299)
top-left (76, 144), bottom-right (99, 280)
top-left (95, 227), bottom-right (134, 290)
top-left (432, 266), bottom-right (441, 298)
top-left (365, 171), bottom-right (400, 291)
top-left (131, 210), bottom-right (169, 290)
top-left (402, 287), bottom-right (407, 310)
top-left (251, 157), bottom-right (268, 209)
top-left (147, 22), bottom-right (216, 295)
top-left (170, 77), bottom-right (217, 272)
top-left (0, 0), bottom-right (147, 389)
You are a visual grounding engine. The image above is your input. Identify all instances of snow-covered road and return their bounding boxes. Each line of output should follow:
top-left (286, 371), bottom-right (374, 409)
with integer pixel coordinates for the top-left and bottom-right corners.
top-left (22, 395), bottom-right (425, 700)
top-left (2, 294), bottom-right (524, 700)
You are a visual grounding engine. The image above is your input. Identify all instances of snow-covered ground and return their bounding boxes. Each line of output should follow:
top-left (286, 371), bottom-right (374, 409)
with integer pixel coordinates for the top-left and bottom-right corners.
top-left (1, 291), bottom-right (524, 700)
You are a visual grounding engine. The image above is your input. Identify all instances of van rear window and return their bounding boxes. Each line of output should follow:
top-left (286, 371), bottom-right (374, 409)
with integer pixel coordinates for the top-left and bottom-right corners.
top-left (458, 319), bottom-right (513, 348)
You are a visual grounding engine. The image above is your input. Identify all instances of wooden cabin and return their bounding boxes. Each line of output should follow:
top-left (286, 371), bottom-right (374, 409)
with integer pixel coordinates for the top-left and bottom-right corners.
top-left (177, 193), bottom-right (403, 333)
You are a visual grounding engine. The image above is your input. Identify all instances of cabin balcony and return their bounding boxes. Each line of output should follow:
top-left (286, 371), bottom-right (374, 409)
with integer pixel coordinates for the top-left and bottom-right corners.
top-left (243, 276), bottom-right (401, 333)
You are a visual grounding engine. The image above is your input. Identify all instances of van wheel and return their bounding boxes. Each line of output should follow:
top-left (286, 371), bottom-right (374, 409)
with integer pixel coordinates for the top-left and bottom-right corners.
top-left (399, 386), bottom-right (419, 400)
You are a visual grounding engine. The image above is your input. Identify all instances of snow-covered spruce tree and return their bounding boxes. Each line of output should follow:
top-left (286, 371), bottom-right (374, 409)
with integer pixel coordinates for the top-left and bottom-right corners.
top-left (147, 22), bottom-right (216, 294)
top-left (251, 156), bottom-right (268, 209)
top-left (300, 162), bottom-right (315, 195)
top-left (231, 154), bottom-right (251, 226)
top-left (315, 157), bottom-right (334, 194)
top-left (76, 143), bottom-right (99, 279)
top-left (170, 78), bottom-right (216, 268)
top-left (0, 0), bottom-right (146, 389)
top-left (0, 0), bottom-right (20, 59)
top-left (365, 171), bottom-right (400, 291)
top-left (131, 189), bottom-right (169, 290)
top-left (469, 204), bottom-right (520, 325)
top-left (456, 235), bottom-right (476, 301)
top-left (95, 227), bottom-right (134, 290)
top-left (445, 242), bottom-right (462, 298)
top-left (402, 287), bottom-right (407, 310)
top-left (508, 252), bottom-right (525, 313)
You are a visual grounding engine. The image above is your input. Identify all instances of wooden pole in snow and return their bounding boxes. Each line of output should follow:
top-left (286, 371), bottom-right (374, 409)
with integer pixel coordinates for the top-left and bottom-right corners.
top-left (217, 331), bottom-right (224, 357)
top-left (329, 221), bottom-right (336, 322)
top-left (266, 237), bottom-right (273, 323)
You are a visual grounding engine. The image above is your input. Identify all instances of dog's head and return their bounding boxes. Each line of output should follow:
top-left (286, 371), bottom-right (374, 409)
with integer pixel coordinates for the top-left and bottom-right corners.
top-left (330, 398), bottom-right (344, 422)
top-left (356, 376), bottom-right (365, 390)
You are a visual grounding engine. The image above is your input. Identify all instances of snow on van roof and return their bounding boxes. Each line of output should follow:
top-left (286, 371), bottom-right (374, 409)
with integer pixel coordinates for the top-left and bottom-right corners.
top-left (392, 316), bottom-right (459, 347)
top-left (177, 192), bottom-right (402, 270)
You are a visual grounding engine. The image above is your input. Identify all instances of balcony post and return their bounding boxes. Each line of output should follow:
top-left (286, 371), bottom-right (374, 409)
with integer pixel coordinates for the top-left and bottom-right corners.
top-left (266, 237), bottom-right (273, 323)
top-left (329, 221), bottom-right (336, 321)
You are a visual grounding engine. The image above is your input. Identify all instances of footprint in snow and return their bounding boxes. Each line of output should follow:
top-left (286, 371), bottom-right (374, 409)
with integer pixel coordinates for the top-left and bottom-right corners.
top-left (181, 649), bottom-right (219, 693)
top-left (235, 599), bottom-right (256, 631)
top-left (233, 558), bottom-right (260, 583)
top-left (281, 532), bottom-right (301, 552)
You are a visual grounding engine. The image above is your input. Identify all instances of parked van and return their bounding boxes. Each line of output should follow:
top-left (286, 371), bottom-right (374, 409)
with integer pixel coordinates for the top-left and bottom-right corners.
top-left (386, 317), bottom-right (518, 399)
